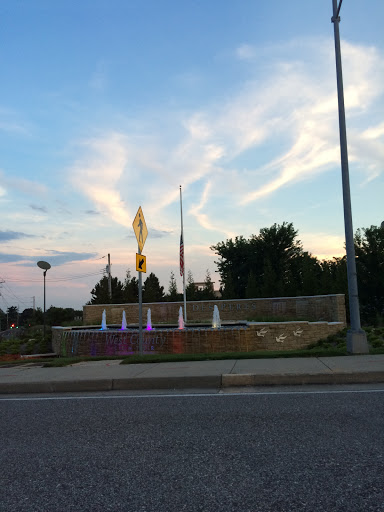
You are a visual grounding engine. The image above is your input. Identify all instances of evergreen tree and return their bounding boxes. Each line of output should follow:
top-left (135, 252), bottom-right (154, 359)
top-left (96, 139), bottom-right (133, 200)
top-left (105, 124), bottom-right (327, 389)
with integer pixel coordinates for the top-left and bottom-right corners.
top-left (199, 269), bottom-right (216, 300)
top-left (186, 270), bottom-right (197, 301)
top-left (165, 271), bottom-right (180, 302)
top-left (123, 269), bottom-right (139, 303)
top-left (89, 275), bottom-right (125, 304)
top-left (143, 273), bottom-right (164, 303)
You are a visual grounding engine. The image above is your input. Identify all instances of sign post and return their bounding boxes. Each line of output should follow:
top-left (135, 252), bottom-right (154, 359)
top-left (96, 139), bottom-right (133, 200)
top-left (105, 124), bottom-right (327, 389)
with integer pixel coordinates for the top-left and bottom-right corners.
top-left (132, 207), bottom-right (148, 355)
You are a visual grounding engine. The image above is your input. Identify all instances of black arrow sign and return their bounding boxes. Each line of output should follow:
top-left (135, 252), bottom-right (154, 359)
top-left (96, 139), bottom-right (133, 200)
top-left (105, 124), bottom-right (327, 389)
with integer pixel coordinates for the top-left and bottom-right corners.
top-left (139, 258), bottom-right (145, 269)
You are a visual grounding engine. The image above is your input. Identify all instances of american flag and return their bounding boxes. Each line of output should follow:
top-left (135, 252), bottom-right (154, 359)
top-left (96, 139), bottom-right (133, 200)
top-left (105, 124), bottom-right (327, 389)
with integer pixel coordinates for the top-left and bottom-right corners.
top-left (180, 233), bottom-right (184, 276)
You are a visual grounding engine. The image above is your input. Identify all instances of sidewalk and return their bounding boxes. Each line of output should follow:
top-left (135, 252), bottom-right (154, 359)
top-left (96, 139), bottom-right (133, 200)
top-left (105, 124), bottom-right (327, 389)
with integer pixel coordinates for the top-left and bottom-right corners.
top-left (1, 354), bottom-right (384, 394)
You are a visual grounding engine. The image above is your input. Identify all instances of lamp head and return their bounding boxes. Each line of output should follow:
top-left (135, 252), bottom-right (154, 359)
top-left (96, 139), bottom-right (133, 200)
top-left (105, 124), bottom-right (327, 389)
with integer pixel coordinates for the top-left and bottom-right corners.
top-left (37, 261), bottom-right (51, 271)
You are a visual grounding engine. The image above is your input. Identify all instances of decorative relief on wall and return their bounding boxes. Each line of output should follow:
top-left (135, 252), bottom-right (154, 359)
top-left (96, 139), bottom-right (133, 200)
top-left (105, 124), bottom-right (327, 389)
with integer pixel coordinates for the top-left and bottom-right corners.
top-left (293, 328), bottom-right (303, 337)
top-left (276, 334), bottom-right (287, 343)
top-left (256, 327), bottom-right (268, 337)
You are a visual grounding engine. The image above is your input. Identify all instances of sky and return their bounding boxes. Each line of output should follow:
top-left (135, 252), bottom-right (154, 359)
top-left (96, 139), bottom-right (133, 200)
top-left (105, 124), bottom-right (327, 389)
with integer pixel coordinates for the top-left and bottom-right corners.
top-left (0, 0), bottom-right (383, 313)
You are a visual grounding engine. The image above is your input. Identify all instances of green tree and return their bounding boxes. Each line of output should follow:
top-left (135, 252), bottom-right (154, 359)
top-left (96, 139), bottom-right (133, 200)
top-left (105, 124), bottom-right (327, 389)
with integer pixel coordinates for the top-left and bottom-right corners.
top-left (165, 271), bottom-right (180, 302)
top-left (211, 236), bottom-right (250, 299)
top-left (0, 308), bottom-right (6, 330)
top-left (245, 270), bottom-right (259, 298)
top-left (7, 306), bottom-right (18, 327)
top-left (355, 225), bottom-right (384, 324)
top-left (221, 271), bottom-right (237, 299)
top-left (212, 223), bottom-right (304, 299)
top-left (186, 270), bottom-right (197, 301)
top-left (89, 275), bottom-right (125, 304)
top-left (143, 273), bottom-right (164, 303)
top-left (45, 307), bottom-right (78, 326)
top-left (198, 269), bottom-right (216, 300)
top-left (19, 307), bottom-right (46, 327)
top-left (123, 270), bottom-right (139, 303)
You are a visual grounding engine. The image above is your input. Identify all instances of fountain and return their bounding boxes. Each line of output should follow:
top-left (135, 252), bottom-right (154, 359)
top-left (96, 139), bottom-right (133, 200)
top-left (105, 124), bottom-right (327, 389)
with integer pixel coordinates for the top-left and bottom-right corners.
top-left (178, 307), bottom-right (185, 329)
top-left (146, 308), bottom-right (152, 330)
top-left (121, 311), bottom-right (127, 330)
top-left (101, 309), bottom-right (107, 330)
top-left (212, 305), bottom-right (221, 329)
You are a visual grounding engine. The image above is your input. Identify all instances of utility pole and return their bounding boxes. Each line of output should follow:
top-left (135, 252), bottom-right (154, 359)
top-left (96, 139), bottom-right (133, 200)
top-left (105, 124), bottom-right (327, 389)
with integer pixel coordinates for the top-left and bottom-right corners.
top-left (331, 0), bottom-right (368, 353)
top-left (32, 296), bottom-right (36, 311)
top-left (107, 253), bottom-right (112, 302)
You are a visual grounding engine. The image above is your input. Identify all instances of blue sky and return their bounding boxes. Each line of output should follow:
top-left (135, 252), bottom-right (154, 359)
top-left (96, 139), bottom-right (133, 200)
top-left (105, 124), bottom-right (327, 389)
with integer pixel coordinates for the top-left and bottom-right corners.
top-left (1, 0), bottom-right (383, 312)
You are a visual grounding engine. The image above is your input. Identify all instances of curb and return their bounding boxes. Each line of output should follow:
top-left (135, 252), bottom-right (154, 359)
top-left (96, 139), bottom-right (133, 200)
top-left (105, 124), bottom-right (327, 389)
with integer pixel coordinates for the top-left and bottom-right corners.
top-left (1, 372), bottom-right (384, 395)
top-left (0, 376), bottom-right (222, 394)
top-left (221, 372), bottom-right (384, 387)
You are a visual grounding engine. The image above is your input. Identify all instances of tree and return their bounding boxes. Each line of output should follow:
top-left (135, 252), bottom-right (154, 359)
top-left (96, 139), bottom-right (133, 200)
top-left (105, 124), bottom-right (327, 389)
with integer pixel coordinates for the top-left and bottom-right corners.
top-left (245, 270), bottom-right (259, 299)
top-left (211, 223), bottom-right (304, 299)
top-left (186, 270), bottom-right (197, 301)
top-left (198, 269), bottom-right (216, 300)
top-left (165, 271), bottom-right (180, 302)
top-left (221, 271), bottom-right (237, 299)
top-left (355, 225), bottom-right (384, 324)
top-left (0, 308), bottom-right (6, 331)
top-left (143, 273), bottom-right (164, 303)
top-left (123, 270), bottom-right (139, 303)
top-left (211, 236), bottom-right (250, 299)
top-left (89, 275), bottom-right (125, 304)
top-left (45, 307), bottom-right (78, 326)
top-left (7, 306), bottom-right (18, 327)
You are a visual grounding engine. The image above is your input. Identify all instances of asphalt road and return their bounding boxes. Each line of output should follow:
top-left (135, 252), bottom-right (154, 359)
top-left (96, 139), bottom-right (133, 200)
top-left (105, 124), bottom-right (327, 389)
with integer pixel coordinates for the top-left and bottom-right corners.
top-left (1, 386), bottom-right (384, 512)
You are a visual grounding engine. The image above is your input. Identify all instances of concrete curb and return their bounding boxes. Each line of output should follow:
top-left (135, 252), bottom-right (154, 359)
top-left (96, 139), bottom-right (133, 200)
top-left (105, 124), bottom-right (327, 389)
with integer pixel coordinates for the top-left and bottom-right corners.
top-left (0, 376), bottom-right (222, 394)
top-left (221, 372), bottom-right (384, 387)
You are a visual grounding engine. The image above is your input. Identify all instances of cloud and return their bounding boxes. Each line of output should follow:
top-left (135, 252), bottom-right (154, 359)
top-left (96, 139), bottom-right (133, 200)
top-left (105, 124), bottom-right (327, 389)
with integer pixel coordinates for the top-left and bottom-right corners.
top-left (84, 209), bottom-right (101, 215)
top-left (0, 170), bottom-right (48, 197)
top-left (69, 133), bottom-right (132, 227)
top-left (235, 44), bottom-right (257, 60)
top-left (0, 253), bottom-right (26, 263)
top-left (0, 249), bottom-right (97, 266)
top-left (66, 38), bottom-right (383, 237)
top-left (30, 204), bottom-right (47, 213)
top-left (0, 230), bottom-right (36, 242)
top-left (0, 107), bottom-right (31, 135)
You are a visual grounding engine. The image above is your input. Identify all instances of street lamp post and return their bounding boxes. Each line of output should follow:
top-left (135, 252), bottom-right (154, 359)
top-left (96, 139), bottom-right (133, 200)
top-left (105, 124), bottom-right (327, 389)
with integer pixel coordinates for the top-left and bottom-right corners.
top-left (37, 261), bottom-right (51, 341)
top-left (331, 0), bottom-right (368, 353)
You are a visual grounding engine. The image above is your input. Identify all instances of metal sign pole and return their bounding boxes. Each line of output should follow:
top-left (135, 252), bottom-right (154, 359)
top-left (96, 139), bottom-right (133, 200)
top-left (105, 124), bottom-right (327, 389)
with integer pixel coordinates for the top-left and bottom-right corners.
top-left (138, 246), bottom-right (143, 355)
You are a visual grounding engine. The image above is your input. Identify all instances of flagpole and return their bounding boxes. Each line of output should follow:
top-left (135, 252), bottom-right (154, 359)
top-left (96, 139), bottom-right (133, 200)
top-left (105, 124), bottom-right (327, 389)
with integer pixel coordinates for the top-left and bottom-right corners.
top-left (180, 185), bottom-right (187, 322)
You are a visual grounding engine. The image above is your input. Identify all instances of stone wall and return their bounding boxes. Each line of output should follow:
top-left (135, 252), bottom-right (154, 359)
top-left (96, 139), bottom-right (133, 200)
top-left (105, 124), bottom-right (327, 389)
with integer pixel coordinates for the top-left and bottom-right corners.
top-left (82, 294), bottom-right (346, 326)
top-left (52, 320), bottom-right (344, 357)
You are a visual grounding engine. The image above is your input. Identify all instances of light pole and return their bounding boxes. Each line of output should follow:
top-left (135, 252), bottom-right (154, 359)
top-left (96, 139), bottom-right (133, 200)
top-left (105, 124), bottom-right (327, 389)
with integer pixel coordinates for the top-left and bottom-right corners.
top-left (331, 0), bottom-right (368, 353)
top-left (37, 261), bottom-right (51, 340)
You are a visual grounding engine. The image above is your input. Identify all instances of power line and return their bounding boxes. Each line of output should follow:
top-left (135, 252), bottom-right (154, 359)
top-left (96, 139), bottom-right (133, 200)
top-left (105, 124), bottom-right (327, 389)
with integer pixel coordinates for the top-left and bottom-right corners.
top-left (1, 269), bottom-right (105, 283)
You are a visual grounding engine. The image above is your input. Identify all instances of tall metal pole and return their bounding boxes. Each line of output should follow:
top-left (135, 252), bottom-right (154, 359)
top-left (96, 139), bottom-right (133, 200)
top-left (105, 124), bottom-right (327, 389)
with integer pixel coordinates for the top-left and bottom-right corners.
top-left (180, 185), bottom-right (187, 322)
top-left (107, 253), bottom-right (112, 301)
top-left (138, 246), bottom-right (143, 355)
top-left (331, 0), bottom-right (368, 353)
top-left (43, 270), bottom-right (47, 340)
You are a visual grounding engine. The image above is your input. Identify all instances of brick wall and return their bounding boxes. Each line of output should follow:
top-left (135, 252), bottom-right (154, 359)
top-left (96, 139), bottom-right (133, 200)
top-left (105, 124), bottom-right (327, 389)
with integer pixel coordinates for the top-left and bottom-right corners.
top-left (82, 294), bottom-right (346, 326)
top-left (52, 320), bottom-right (344, 357)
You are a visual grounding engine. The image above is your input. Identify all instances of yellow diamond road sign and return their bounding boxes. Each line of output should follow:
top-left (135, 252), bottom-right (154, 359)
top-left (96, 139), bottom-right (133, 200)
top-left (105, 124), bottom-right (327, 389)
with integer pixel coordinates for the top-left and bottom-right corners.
top-left (132, 206), bottom-right (148, 253)
top-left (136, 253), bottom-right (146, 273)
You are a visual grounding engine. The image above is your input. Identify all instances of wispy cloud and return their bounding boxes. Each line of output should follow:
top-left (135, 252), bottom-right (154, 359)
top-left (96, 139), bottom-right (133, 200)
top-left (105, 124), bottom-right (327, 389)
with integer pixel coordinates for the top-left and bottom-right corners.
top-left (30, 204), bottom-right (47, 213)
top-left (0, 230), bottom-right (36, 242)
top-left (66, 38), bottom-right (383, 237)
top-left (69, 133), bottom-right (132, 226)
top-left (0, 171), bottom-right (48, 197)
